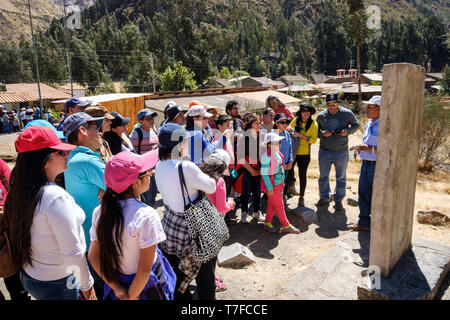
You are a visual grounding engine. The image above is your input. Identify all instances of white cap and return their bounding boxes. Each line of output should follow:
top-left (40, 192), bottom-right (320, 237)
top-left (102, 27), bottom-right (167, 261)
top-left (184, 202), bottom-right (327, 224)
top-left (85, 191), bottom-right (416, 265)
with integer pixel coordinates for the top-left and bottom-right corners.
top-left (210, 149), bottom-right (231, 166)
top-left (186, 105), bottom-right (213, 118)
top-left (264, 132), bottom-right (285, 145)
top-left (363, 95), bottom-right (381, 107)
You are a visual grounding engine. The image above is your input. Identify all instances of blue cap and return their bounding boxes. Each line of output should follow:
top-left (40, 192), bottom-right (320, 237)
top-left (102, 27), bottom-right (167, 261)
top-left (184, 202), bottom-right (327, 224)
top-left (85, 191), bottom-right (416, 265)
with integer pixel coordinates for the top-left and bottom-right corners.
top-left (158, 123), bottom-right (190, 149)
top-left (137, 109), bottom-right (158, 121)
top-left (63, 112), bottom-right (103, 139)
top-left (64, 97), bottom-right (91, 112)
top-left (25, 120), bottom-right (66, 140)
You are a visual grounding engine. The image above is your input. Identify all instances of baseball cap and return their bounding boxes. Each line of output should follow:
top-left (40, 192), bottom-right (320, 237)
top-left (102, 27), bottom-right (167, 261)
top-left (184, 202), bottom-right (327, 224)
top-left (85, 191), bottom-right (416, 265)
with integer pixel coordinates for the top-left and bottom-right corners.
top-left (158, 123), bottom-right (189, 149)
top-left (109, 112), bottom-right (130, 128)
top-left (264, 132), bottom-right (285, 145)
top-left (325, 92), bottom-right (340, 105)
top-left (209, 149), bottom-right (231, 167)
top-left (84, 105), bottom-right (115, 120)
top-left (137, 109), bottom-right (158, 121)
top-left (164, 101), bottom-right (177, 117)
top-left (63, 112), bottom-right (104, 139)
top-left (165, 105), bottom-right (187, 123)
top-left (15, 126), bottom-right (76, 153)
top-left (64, 97), bottom-right (91, 112)
top-left (274, 113), bottom-right (289, 123)
top-left (186, 105), bottom-right (213, 118)
top-left (25, 119), bottom-right (65, 140)
top-left (189, 101), bottom-right (203, 109)
top-left (363, 95), bottom-right (381, 107)
top-left (105, 150), bottom-right (159, 194)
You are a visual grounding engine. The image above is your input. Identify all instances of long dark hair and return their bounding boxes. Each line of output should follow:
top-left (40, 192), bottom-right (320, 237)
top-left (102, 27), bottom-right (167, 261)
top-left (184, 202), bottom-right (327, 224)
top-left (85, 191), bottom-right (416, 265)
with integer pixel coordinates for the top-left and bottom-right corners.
top-left (96, 184), bottom-right (135, 283)
top-left (4, 148), bottom-right (55, 269)
top-left (296, 112), bottom-right (313, 133)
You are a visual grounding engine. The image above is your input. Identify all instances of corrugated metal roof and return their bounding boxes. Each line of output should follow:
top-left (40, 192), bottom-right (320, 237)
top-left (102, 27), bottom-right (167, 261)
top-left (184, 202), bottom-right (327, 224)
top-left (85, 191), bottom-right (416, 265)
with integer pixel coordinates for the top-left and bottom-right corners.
top-left (145, 90), bottom-right (301, 113)
top-left (5, 83), bottom-right (71, 101)
top-left (0, 92), bottom-right (38, 104)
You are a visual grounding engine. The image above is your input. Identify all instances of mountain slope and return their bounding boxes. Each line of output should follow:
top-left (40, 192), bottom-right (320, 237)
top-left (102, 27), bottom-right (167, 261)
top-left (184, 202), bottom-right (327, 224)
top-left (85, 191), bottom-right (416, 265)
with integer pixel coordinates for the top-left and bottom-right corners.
top-left (0, 0), bottom-right (93, 41)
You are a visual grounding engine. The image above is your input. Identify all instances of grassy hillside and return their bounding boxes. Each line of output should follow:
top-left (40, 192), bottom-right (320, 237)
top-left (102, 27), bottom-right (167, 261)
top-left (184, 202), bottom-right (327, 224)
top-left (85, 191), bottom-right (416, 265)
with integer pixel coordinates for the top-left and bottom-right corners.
top-left (0, 0), bottom-right (93, 41)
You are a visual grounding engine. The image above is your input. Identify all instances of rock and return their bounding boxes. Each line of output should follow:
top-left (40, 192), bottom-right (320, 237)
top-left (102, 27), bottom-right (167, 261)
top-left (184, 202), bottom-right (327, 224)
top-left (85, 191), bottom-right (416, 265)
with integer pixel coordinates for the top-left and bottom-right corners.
top-left (218, 243), bottom-right (256, 267)
top-left (417, 210), bottom-right (449, 226)
top-left (347, 196), bottom-right (359, 207)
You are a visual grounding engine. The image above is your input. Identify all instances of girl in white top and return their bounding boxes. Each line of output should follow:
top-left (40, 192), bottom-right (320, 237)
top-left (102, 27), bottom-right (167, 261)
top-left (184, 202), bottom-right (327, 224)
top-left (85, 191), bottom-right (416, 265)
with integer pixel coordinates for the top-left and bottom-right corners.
top-left (4, 126), bottom-right (95, 300)
top-left (88, 150), bottom-right (175, 300)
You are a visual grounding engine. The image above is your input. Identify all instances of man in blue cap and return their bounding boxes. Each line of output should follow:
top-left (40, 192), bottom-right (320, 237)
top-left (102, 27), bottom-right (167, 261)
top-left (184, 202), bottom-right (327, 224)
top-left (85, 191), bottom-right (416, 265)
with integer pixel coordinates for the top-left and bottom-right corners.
top-left (316, 92), bottom-right (359, 212)
top-left (130, 109), bottom-right (159, 207)
top-left (62, 112), bottom-right (106, 299)
top-left (57, 97), bottom-right (91, 131)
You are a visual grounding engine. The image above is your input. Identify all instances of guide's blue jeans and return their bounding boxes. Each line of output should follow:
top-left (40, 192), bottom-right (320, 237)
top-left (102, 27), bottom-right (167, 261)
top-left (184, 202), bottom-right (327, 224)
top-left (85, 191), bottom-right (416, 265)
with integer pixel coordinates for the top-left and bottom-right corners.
top-left (358, 161), bottom-right (376, 227)
top-left (318, 149), bottom-right (349, 202)
top-left (19, 270), bottom-right (79, 300)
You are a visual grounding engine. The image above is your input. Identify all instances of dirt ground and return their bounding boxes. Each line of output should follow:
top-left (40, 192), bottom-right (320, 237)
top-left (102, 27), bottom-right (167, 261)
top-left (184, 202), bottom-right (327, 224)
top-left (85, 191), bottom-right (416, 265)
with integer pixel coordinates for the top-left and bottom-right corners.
top-left (1, 130), bottom-right (449, 300)
top-left (152, 131), bottom-right (450, 300)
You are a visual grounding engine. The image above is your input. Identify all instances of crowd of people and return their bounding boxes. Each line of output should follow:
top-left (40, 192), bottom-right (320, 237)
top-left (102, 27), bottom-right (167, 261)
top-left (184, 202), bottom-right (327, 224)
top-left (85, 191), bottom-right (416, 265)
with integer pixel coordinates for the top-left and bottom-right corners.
top-left (0, 92), bottom-right (383, 300)
top-left (0, 104), bottom-right (51, 134)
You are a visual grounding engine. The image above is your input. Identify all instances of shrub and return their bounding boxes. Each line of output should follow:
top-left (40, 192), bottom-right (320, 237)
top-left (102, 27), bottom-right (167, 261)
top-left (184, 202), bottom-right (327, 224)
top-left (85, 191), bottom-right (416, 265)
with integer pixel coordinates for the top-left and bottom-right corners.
top-left (419, 95), bottom-right (450, 170)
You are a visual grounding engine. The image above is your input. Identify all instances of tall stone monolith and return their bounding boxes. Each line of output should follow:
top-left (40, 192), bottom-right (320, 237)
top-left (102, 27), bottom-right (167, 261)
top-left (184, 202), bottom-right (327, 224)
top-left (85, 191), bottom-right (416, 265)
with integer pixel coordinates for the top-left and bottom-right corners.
top-left (369, 63), bottom-right (425, 277)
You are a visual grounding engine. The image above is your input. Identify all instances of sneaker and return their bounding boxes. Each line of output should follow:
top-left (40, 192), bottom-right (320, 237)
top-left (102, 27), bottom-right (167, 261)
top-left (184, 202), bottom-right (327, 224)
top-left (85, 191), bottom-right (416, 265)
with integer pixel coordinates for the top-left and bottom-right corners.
top-left (215, 279), bottom-right (227, 292)
top-left (298, 196), bottom-right (305, 207)
top-left (280, 224), bottom-right (300, 234)
top-left (333, 201), bottom-right (344, 212)
top-left (316, 198), bottom-right (330, 207)
top-left (264, 222), bottom-right (277, 232)
top-left (348, 223), bottom-right (370, 231)
top-left (240, 212), bottom-right (250, 224)
top-left (252, 210), bottom-right (266, 222)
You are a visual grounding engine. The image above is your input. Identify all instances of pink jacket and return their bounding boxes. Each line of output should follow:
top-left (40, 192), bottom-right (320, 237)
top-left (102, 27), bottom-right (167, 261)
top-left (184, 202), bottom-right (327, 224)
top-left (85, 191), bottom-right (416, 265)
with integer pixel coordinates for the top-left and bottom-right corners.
top-left (208, 177), bottom-right (233, 215)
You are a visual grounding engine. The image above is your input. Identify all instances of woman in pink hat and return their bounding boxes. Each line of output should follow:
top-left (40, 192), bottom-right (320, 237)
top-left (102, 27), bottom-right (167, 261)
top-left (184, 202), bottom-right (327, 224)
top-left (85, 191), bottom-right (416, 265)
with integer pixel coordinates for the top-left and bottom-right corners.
top-left (4, 126), bottom-right (96, 300)
top-left (87, 151), bottom-right (176, 300)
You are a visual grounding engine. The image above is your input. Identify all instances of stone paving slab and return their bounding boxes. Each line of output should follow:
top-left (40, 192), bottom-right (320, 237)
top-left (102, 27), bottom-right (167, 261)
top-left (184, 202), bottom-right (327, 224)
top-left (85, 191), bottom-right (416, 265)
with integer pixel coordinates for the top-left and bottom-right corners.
top-left (284, 231), bottom-right (450, 300)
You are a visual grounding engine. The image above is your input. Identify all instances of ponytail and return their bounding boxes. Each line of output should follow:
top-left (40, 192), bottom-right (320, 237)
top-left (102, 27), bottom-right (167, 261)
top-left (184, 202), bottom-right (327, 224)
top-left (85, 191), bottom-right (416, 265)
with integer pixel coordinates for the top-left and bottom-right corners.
top-left (96, 187), bottom-right (130, 283)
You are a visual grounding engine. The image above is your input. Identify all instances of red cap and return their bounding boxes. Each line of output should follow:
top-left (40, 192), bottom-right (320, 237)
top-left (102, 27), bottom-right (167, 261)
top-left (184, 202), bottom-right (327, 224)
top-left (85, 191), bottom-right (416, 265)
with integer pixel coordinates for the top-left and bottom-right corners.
top-left (105, 150), bottom-right (159, 194)
top-left (15, 126), bottom-right (76, 153)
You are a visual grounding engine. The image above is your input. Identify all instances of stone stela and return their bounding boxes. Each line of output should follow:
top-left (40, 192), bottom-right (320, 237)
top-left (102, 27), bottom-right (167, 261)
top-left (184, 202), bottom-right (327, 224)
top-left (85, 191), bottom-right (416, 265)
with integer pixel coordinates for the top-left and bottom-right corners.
top-left (369, 63), bottom-right (425, 277)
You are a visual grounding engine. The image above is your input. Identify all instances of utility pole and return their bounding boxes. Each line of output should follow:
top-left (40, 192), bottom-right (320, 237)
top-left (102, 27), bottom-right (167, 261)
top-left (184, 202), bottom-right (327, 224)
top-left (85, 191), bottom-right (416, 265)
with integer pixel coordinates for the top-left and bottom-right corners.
top-left (63, 0), bottom-right (74, 97)
top-left (27, 0), bottom-right (43, 109)
top-left (149, 52), bottom-right (155, 93)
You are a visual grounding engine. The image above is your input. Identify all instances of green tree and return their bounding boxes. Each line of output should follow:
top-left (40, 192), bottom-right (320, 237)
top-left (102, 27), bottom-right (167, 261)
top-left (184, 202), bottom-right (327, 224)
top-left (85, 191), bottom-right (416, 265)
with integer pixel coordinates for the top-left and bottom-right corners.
top-left (343, 0), bottom-right (372, 102)
top-left (160, 61), bottom-right (197, 92)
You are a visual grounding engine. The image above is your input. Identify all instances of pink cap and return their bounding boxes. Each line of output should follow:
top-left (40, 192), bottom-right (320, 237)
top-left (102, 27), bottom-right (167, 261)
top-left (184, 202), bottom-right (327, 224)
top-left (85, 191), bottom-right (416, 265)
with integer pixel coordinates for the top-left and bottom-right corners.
top-left (105, 150), bottom-right (159, 194)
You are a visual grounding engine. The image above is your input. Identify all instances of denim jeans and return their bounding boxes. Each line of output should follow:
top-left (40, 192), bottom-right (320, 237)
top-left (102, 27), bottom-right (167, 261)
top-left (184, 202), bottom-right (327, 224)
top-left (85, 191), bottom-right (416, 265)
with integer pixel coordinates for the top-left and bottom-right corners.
top-left (141, 176), bottom-right (158, 208)
top-left (19, 270), bottom-right (79, 300)
top-left (358, 161), bottom-right (376, 227)
top-left (318, 149), bottom-right (349, 202)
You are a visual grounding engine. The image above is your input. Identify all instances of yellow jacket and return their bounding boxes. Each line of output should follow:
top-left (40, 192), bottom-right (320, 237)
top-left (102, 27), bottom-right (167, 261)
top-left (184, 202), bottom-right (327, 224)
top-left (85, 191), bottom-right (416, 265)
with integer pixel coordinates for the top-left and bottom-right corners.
top-left (289, 118), bottom-right (318, 155)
